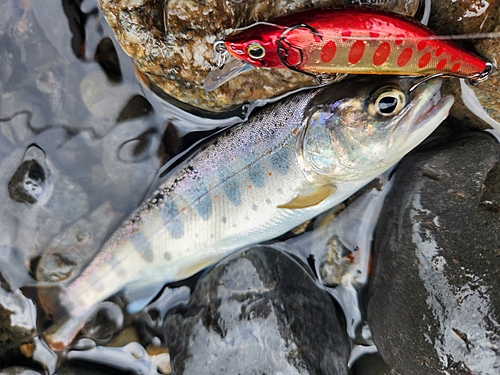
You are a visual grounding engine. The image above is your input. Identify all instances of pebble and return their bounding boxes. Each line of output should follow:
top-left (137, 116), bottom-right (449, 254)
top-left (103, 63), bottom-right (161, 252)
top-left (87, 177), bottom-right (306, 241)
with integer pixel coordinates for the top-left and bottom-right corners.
top-left (163, 245), bottom-right (350, 375)
top-left (8, 146), bottom-right (51, 205)
top-left (35, 202), bottom-right (117, 283)
top-left (79, 69), bottom-right (137, 121)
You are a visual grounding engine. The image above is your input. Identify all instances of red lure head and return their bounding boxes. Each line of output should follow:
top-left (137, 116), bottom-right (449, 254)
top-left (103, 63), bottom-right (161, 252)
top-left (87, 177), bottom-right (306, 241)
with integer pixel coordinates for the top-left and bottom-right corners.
top-left (224, 23), bottom-right (288, 69)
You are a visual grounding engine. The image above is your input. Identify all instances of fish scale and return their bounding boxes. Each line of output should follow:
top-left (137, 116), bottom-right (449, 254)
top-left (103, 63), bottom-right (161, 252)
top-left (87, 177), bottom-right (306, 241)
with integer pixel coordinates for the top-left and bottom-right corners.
top-left (60, 90), bottom-right (317, 318)
top-left (39, 76), bottom-right (454, 350)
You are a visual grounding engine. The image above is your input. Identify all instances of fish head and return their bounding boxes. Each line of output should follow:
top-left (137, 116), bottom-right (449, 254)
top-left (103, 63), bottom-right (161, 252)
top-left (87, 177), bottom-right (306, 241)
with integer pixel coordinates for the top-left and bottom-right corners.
top-left (224, 23), bottom-right (287, 69)
top-left (300, 77), bottom-right (455, 181)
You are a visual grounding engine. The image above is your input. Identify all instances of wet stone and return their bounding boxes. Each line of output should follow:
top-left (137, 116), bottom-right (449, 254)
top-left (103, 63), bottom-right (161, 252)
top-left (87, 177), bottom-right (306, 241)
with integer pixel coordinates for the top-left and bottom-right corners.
top-left (79, 69), bottom-right (137, 121)
top-left (94, 37), bottom-right (122, 84)
top-left (36, 202), bottom-right (117, 283)
top-left (0, 0), bottom-right (13, 38)
top-left (0, 367), bottom-right (42, 375)
top-left (349, 353), bottom-right (392, 375)
top-left (427, 0), bottom-right (500, 127)
top-left (116, 95), bottom-right (153, 123)
top-left (163, 245), bottom-right (350, 375)
top-left (8, 160), bottom-right (46, 204)
top-left (0, 287), bottom-right (36, 359)
top-left (8, 146), bottom-right (50, 205)
top-left (368, 132), bottom-right (500, 375)
top-left (55, 360), bottom-right (134, 375)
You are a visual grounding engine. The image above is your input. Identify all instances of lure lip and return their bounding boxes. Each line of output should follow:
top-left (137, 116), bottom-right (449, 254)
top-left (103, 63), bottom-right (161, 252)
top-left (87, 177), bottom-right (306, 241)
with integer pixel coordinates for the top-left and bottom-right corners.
top-left (204, 56), bottom-right (255, 92)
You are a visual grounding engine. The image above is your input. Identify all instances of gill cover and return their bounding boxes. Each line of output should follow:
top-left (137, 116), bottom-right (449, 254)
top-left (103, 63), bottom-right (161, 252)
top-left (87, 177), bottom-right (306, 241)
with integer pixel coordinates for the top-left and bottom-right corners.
top-left (300, 81), bottom-right (409, 178)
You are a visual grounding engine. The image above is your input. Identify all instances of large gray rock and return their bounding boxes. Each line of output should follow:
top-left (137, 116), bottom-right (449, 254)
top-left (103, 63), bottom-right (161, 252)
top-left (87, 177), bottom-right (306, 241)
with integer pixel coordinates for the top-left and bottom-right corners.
top-left (163, 245), bottom-right (350, 375)
top-left (368, 132), bottom-right (500, 375)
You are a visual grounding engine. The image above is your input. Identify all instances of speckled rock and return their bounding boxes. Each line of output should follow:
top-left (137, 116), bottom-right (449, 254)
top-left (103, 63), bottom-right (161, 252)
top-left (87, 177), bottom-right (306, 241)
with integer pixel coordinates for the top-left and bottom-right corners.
top-left (97, 0), bottom-right (420, 112)
top-left (163, 245), bottom-right (350, 375)
top-left (368, 132), bottom-right (500, 375)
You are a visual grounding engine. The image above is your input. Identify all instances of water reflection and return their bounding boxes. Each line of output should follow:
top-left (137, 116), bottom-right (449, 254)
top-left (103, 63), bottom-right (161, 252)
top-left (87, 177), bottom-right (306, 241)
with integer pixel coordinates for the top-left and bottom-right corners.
top-left (0, 1), bottom-right (168, 370)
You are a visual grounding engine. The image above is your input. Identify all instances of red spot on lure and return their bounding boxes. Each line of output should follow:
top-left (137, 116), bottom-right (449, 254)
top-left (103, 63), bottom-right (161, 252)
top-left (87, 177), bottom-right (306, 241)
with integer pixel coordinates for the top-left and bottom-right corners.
top-left (223, 6), bottom-right (489, 81)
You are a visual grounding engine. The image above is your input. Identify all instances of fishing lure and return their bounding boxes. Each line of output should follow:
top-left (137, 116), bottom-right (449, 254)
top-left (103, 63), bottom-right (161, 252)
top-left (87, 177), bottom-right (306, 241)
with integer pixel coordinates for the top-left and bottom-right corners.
top-left (205, 6), bottom-right (493, 91)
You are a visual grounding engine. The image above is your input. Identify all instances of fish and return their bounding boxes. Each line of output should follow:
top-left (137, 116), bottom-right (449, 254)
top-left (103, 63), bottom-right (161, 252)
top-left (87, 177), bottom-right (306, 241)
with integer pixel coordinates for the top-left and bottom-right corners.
top-left (204, 6), bottom-right (492, 91)
top-left (36, 76), bottom-right (454, 350)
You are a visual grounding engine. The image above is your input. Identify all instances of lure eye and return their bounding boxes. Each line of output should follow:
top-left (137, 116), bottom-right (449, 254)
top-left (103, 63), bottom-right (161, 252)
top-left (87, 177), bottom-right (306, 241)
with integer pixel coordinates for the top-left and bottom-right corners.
top-left (369, 88), bottom-right (407, 117)
top-left (247, 43), bottom-right (266, 60)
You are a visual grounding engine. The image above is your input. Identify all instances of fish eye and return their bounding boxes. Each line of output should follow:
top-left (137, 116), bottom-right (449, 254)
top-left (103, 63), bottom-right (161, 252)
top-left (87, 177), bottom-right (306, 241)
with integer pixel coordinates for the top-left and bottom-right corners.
top-left (369, 87), bottom-right (407, 117)
top-left (247, 43), bottom-right (266, 59)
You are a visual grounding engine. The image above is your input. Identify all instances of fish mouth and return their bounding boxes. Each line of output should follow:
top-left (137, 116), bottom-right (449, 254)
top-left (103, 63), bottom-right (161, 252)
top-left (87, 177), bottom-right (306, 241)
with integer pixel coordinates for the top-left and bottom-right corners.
top-left (410, 80), bottom-right (454, 127)
top-left (386, 78), bottom-right (454, 158)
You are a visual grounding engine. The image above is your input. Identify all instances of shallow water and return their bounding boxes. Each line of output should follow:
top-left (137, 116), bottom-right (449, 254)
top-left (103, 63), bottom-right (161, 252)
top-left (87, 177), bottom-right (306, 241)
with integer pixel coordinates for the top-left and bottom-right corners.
top-left (1, 0), bottom-right (498, 374)
top-left (0, 0), bottom-right (377, 371)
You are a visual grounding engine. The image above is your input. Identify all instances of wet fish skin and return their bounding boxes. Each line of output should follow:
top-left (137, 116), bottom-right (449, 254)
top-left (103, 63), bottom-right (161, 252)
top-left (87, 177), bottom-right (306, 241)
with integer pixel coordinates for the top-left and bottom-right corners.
top-left (41, 76), bottom-right (454, 349)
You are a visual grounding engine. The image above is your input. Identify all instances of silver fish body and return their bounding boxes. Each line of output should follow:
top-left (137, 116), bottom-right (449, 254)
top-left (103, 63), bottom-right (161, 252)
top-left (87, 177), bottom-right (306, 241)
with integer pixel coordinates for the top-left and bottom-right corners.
top-left (43, 76), bottom-right (454, 349)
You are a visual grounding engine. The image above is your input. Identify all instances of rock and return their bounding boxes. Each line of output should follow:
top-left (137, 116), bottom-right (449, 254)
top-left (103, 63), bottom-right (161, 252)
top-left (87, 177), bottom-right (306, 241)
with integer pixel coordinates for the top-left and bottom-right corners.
top-left (427, 0), bottom-right (500, 128)
top-left (349, 352), bottom-right (392, 375)
top-left (55, 360), bottom-right (134, 375)
top-left (0, 288), bottom-right (36, 359)
top-left (63, 342), bottom-right (162, 375)
top-left (368, 132), bottom-right (500, 374)
top-left (163, 245), bottom-right (350, 375)
top-left (0, 0), bottom-right (13, 38)
top-left (8, 146), bottom-right (51, 205)
top-left (79, 69), bottom-right (137, 121)
top-left (98, 0), bottom-right (420, 112)
top-left (0, 367), bottom-right (42, 375)
top-left (36, 202), bottom-right (117, 283)
top-left (94, 37), bottom-right (123, 84)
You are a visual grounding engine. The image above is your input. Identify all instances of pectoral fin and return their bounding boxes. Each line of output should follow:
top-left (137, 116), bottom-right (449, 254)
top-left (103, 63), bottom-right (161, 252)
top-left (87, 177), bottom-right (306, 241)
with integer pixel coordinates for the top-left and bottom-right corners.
top-left (174, 255), bottom-right (222, 280)
top-left (278, 184), bottom-right (337, 209)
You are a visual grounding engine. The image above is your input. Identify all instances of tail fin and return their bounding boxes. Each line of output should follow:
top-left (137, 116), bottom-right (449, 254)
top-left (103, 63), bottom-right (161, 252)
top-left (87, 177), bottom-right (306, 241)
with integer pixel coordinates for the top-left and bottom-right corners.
top-left (21, 284), bottom-right (68, 321)
top-left (21, 284), bottom-right (85, 351)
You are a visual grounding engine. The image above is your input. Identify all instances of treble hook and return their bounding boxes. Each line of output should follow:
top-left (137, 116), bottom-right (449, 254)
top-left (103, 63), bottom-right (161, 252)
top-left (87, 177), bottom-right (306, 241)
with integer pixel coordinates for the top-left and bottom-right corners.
top-left (408, 62), bottom-right (494, 92)
top-left (276, 24), bottom-right (342, 85)
top-left (467, 62), bottom-right (494, 86)
top-left (277, 24), bottom-right (322, 78)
